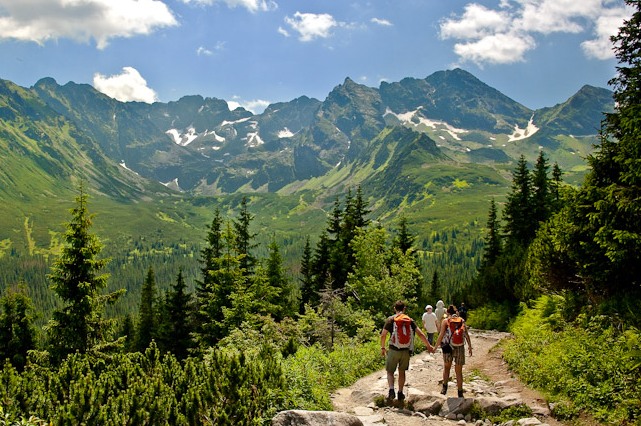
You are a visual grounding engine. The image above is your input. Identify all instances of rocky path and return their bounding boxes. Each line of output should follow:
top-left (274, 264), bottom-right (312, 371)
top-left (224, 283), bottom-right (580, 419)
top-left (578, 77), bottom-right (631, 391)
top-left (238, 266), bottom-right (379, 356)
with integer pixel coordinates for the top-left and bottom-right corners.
top-left (330, 329), bottom-right (566, 426)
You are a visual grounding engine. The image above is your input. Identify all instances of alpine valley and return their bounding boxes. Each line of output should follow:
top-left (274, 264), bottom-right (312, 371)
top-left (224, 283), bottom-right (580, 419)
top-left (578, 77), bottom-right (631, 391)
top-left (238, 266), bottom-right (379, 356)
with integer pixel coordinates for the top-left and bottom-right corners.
top-left (0, 68), bottom-right (613, 310)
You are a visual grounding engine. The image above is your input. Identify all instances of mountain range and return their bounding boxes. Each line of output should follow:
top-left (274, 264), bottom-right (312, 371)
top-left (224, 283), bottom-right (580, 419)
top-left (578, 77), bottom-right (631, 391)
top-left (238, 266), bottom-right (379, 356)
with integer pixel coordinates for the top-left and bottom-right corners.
top-left (1, 68), bottom-right (613, 200)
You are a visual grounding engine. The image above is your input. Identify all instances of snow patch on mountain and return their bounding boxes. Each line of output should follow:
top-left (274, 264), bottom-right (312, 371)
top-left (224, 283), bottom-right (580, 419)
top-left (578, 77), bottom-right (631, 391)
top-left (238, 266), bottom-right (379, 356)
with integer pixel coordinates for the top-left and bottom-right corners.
top-left (162, 178), bottom-right (181, 191)
top-left (166, 128), bottom-right (198, 146)
top-left (278, 127), bottom-right (294, 138)
top-left (119, 161), bottom-right (139, 175)
top-left (385, 108), bottom-right (468, 141)
top-left (508, 116), bottom-right (539, 142)
top-left (245, 132), bottom-right (264, 147)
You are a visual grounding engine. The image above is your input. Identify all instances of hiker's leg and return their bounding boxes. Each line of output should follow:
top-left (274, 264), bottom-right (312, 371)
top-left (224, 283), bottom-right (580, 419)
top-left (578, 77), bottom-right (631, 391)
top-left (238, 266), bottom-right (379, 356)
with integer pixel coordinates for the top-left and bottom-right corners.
top-left (442, 361), bottom-right (452, 383)
top-left (455, 363), bottom-right (463, 390)
top-left (398, 369), bottom-right (406, 392)
top-left (387, 370), bottom-right (395, 389)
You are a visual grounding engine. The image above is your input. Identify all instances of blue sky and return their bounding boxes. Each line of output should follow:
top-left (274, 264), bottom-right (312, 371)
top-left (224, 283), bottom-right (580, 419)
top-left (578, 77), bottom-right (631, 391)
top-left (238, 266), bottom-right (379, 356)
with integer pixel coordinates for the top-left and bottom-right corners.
top-left (0, 0), bottom-right (632, 113)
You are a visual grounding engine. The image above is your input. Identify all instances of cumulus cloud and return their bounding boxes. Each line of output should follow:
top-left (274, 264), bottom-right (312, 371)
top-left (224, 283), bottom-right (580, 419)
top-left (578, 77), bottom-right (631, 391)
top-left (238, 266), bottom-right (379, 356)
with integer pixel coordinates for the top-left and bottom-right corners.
top-left (283, 12), bottom-right (338, 42)
top-left (181, 0), bottom-right (277, 13)
top-left (227, 98), bottom-right (270, 114)
top-left (439, 0), bottom-right (632, 66)
top-left (0, 0), bottom-right (177, 49)
top-left (196, 41), bottom-right (225, 56)
top-left (371, 17), bottom-right (392, 27)
top-left (581, 6), bottom-right (631, 59)
top-left (93, 67), bottom-right (158, 103)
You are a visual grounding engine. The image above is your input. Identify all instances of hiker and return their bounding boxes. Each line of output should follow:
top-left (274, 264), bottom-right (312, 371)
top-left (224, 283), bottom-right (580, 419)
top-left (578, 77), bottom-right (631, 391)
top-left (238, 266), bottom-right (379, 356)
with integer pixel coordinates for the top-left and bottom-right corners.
top-left (422, 304), bottom-right (438, 345)
top-left (434, 304), bottom-right (472, 398)
top-left (380, 300), bottom-right (435, 402)
top-left (435, 300), bottom-right (446, 329)
top-left (458, 302), bottom-right (468, 321)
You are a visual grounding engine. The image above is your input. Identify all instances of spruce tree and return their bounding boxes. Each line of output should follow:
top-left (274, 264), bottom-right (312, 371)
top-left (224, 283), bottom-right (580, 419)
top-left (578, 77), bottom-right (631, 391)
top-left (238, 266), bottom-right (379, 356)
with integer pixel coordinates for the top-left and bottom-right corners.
top-left (47, 185), bottom-right (124, 362)
top-left (159, 269), bottom-right (193, 359)
top-left (532, 151), bottom-right (552, 224)
top-left (568, 0), bottom-right (641, 297)
top-left (0, 285), bottom-right (36, 370)
top-left (481, 198), bottom-right (502, 267)
top-left (265, 238), bottom-right (290, 320)
top-left (135, 266), bottom-right (156, 352)
top-left (393, 215), bottom-right (416, 255)
top-left (233, 197), bottom-right (257, 276)
top-left (299, 236), bottom-right (316, 312)
top-left (503, 155), bottom-right (535, 246)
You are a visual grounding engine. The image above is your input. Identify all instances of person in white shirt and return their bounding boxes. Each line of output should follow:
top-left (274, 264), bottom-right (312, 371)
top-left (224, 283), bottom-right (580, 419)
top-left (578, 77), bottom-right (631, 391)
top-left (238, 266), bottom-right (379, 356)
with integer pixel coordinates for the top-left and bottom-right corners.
top-left (421, 305), bottom-right (438, 345)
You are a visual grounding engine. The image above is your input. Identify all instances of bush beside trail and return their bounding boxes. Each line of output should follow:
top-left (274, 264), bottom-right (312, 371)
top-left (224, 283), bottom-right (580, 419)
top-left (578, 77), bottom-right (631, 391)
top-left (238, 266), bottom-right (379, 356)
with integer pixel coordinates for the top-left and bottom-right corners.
top-left (502, 296), bottom-right (641, 425)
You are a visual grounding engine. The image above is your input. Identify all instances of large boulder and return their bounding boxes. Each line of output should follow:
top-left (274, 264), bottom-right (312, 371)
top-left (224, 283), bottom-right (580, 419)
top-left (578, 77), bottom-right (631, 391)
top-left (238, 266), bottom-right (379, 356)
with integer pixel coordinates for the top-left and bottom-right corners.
top-left (271, 410), bottom-right (364, 426)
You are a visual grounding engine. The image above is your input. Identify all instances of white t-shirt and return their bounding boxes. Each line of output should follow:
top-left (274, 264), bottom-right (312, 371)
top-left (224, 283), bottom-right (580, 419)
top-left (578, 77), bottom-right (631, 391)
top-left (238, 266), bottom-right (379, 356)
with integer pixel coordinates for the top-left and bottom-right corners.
top-left (422, 311), bottom-right (438, 333)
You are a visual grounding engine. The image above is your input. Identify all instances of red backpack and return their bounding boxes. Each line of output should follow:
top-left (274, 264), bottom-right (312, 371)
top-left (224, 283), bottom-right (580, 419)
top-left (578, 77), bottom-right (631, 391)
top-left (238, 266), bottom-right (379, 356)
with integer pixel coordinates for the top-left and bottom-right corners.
top-left (390, 313), bottom-right (414, 350)
top-left (448, 316), bottom-right (466, 346)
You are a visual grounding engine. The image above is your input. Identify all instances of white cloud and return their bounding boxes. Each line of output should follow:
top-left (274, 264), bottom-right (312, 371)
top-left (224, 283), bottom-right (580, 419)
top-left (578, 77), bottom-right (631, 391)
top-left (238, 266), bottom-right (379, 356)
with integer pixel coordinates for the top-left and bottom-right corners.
top-left (196, 41), bottom-right (225, 56)
top-left (371, 17), bottom-right (392, 27)
top-left (0, 0), bottom-right (177, 49)
top-left (277, 26), bottom-right (290, 37)
top-left (93, 67), bottom-right (158, 103)
top-left (581, 6), bottom-right (631, 59)
top-left (454, 32), bottom-right (535, 65)
top-left (283, 12), bottom-right (337, 42)
top-left (439, 0), bottom-right (632, 66)
top-left (440, 4), bottom-right (510, 39)
top-left (181, 0), bottom-right (277, 13)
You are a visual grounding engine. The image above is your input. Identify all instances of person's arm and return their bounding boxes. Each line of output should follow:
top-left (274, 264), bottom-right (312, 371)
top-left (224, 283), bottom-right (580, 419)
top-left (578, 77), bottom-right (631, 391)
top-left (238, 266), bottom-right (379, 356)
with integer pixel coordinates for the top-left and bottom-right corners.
top-left (414, 326), bottom-right (435, 353)
top-left (434, 319), bottom-right (448, 348)
top-left (465, 323), bottom-right (473, 355)
top-left (380, 328), bottom-right (388, 357)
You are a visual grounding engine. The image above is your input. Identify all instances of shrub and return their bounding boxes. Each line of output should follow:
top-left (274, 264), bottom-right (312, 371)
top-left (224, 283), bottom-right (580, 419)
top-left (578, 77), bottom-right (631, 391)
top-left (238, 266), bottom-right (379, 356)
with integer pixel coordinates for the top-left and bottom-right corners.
top-left (503, 295), bottom-right (641, 425)
top-left (466, 301), bottom-right (514, 331)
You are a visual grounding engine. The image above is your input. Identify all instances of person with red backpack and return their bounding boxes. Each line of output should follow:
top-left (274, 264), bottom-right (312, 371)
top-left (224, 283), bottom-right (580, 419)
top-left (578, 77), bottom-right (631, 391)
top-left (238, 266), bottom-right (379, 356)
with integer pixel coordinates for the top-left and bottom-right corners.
top-left (380, 300), bottom-right (435, 402)
top-left (434, 304), bottom-right (473, 398)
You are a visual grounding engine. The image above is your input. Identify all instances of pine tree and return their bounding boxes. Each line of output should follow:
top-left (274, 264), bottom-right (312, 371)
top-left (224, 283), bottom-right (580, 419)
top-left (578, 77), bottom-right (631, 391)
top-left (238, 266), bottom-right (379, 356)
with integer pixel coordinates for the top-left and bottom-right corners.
top-left (159, 269), bottom-right (193, 359)
top-left (312, 230), bottom-right (332, 293)
top-left (135, 266), bottom-right (156, 352)
top-left (233, 197), bottom-right (257, 276)
top-left (568, 0), bottom-right (641, 297)
top-left (265, 238), bottom-right (291, 320)
top-left (393, 215), bottom-right (416, 255)
top-left (47, 185), bottom-right (124, 362)
top-left (299, 236), bottom-right (316, 313)
top-left (0, 285), bottom-right (36, 370)
top-left (532, 151), bottom-right (552, 224)
top-left (503, 155), bottom-right (535, 246)
top-left (481, 198), bottom-right (502, 267)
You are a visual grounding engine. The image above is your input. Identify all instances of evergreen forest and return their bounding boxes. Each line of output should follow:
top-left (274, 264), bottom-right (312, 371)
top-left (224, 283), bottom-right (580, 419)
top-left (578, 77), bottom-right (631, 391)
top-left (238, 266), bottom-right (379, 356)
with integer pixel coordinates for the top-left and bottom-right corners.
top-left (1, 1), bottom-right (641, 424)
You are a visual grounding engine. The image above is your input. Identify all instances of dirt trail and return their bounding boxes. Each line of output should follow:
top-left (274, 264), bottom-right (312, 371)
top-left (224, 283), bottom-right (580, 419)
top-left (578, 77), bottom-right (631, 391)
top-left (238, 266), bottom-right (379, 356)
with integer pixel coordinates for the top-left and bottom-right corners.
top-left (331, 329), bottom-right (566, 426)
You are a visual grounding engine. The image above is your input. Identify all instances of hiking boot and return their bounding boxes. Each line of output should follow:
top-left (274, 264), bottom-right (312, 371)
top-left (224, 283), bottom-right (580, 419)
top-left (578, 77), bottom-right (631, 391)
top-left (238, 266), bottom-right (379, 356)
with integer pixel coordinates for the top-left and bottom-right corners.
top-left (397, 391), bottom-right (405, 401)
top-left (440, 384), bottom-right (448, 395)
top-left (457, 388), bottom-right (464, 398)
top-left (387, 389), bottom-right (395, 400)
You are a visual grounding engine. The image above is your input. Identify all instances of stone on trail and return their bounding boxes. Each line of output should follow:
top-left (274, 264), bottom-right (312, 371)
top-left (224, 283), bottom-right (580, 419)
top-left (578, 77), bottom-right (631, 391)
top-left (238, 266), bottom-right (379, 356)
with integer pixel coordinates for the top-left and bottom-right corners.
top-left (271, 410), bottom-right (363, 426)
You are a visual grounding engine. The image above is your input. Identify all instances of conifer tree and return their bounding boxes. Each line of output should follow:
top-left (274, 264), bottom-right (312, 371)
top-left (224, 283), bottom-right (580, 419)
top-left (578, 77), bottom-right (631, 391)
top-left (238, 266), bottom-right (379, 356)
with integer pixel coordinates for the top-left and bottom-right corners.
top-left (481, 198), bottom-right (502, 267)
top-left (135, 266), bottom-right (156, 352)
top-left (428, 270), bottom-right (440, 303)
top-left (503, 155), bottom-right (535, 246)
top-left (393, 215), bottom-right (416, 255)
top-left (159, 268), bottom-right (193, 359)
top-left (299, 236), bottom-right (316, 312)
top-left (566, 0), bottom-right (641, 297)
top-left (312, 230), bottom-right (332, 294)
top-left (233, 197), bottom-right (257, 276)
top-left (0, 285), bottom-right (36, 370)
top-left (532, 151), bottom-right (552, 224)
top-left (47, 185), bottom-right (124, 362)
top-left (121, 314), bottom-right (135, 352)
top-left (265, 238), bottom-right (291, 320)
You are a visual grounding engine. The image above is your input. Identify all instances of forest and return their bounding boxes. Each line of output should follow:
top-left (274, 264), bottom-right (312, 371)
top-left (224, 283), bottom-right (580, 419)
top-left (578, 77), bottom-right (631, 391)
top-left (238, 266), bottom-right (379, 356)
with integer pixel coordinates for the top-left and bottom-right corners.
top-left (1, 1), bottom-right (641, 424)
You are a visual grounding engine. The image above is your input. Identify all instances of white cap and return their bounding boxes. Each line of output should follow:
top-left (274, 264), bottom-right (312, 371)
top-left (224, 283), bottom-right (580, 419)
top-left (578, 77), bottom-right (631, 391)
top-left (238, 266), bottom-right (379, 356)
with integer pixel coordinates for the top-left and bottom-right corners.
top-left (425, 305), bottom-right (432, 310)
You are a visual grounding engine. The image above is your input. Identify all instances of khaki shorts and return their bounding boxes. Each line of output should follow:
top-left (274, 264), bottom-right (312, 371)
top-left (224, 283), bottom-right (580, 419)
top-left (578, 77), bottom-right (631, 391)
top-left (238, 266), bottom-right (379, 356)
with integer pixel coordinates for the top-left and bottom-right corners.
top-left (386, 348), bottom-right (410, 372)
top-left (442, 344), bottom-right (466, 365)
